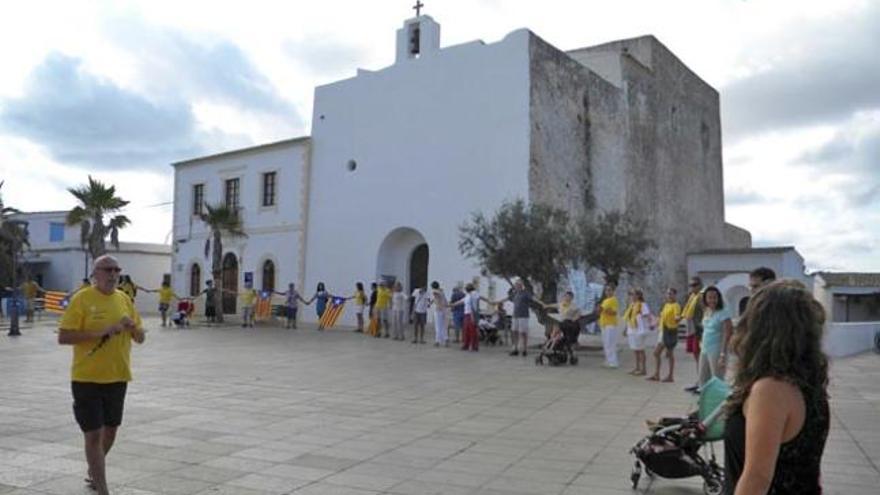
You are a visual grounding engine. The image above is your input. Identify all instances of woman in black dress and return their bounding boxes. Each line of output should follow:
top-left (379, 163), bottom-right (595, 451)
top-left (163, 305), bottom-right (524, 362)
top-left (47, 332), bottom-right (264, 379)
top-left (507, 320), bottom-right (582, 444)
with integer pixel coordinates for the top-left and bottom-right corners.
top-left (724, 280), bottom-right (829, 494)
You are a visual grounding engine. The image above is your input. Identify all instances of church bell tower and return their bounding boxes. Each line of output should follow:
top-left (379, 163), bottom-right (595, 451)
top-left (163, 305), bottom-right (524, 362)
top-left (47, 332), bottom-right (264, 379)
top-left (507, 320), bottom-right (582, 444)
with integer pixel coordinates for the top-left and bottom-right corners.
top-left (395, 4), bottom-right (440, 63)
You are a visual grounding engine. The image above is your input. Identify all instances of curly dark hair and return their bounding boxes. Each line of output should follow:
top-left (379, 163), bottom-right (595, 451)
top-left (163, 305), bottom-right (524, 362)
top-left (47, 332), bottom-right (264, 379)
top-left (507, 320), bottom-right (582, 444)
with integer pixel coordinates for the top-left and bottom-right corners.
top-left (727, 280), bottom-right (829, 413)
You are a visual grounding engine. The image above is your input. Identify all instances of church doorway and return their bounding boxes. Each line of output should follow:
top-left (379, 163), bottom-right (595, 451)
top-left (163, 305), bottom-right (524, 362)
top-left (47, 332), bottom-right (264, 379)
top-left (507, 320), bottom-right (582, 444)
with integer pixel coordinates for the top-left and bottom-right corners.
top-left (222, 253), bottom-right (238, 314)
top-left (376, 227), bottom-right (428, 292)
top-left (409, 243), bottom-right (429, 291)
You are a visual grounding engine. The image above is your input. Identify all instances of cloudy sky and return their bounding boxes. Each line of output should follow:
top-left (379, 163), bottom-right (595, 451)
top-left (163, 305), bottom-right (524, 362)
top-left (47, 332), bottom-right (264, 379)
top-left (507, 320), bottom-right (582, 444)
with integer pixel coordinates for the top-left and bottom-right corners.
top-left (0, 0), bottom-right (877, 271)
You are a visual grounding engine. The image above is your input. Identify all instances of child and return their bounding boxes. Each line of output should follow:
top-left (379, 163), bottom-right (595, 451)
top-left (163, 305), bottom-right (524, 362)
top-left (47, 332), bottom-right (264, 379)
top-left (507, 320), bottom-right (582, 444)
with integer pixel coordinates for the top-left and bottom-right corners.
top-left (391, 281), bottom-right (408, 341)
top-left (411, 287), bottom-right (430, 344)
top-left (493, 302), bottom-right (508, 346)
top-left (543, 325), bottom-right (564, 352)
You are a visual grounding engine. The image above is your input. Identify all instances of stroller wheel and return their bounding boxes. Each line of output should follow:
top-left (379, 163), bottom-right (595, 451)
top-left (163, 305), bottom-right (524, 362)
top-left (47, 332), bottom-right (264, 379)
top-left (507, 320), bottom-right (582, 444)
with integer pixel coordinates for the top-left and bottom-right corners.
top-left (630, 461), bottom-right (641, 489)
top-left (570, 355), bottom-right (579, 365)
top-left (535, 356), bottom-right (543, 365)
top-left (703, 476), bottom-right (723, 495)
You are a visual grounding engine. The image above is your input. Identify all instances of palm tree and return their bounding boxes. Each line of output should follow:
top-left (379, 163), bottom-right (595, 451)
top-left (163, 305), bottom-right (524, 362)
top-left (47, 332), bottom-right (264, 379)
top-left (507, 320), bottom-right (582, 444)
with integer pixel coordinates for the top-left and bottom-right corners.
top-left (0, 181), bottom-right (29, 288)
top-left (65, 176), bottom-right (131, 273)
top-left (201, 203), bottom-right (245, 322)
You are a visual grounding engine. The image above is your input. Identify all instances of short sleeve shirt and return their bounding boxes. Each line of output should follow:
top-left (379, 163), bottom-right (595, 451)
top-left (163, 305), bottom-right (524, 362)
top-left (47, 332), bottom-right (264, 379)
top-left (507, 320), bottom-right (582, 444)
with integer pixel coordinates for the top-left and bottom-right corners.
top-left (60, 287), bottom-right (142, 383)
top-left (375, 287), bottom-right (392, 309)
top-left (158, 286), bottom-right (175, 304)
top-left (511, 289), bottom-right (532, 318)
top-left (702, 308), bottom-right (732, 356)
top-left (659, 302), bottom-right (682, 332)
top-left (598, 296), bottom-right (619, 327)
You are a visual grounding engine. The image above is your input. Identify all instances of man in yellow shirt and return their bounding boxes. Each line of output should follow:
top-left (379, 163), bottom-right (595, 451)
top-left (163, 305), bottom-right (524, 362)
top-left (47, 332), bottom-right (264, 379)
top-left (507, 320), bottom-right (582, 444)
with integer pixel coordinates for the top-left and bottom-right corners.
top-left (374, 281), bottom-right (392, 338)
top-left (58, 255), bottom-right (145, 495)
top-left (241, 281), bottom-right (258, 328)
top-left (598, 283), bottom-right (620, 368)
top-left (20, 277), bottom-right (44, 322)
top-left (648, 287), bottom-right (682, 383)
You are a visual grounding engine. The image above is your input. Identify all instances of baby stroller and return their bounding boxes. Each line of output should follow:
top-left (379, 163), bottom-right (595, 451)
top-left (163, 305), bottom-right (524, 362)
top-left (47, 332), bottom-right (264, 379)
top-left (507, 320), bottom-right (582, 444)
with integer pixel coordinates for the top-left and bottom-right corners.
top-left (171, 299), bottom-right (195, 328)
top-left (477, 313), bottom-right (501, 345)
top-left (629, 377), bottom-right (729, 494)
top-left (535, 318), bottom-right (579, 366)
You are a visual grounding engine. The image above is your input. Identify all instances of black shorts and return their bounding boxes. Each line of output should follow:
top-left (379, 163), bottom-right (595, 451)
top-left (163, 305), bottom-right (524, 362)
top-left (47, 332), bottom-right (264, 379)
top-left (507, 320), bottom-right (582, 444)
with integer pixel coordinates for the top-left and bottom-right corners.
top-left (287, 307), bottom-right (297, 319)
top-left (205, 305), bottom-right (216, 318)
top-left (662, 330), bottom-right (679, 350)
top-left (414, 312), bottom-right (427, 325)
top-left (71, 381), bottom-right (128, 432)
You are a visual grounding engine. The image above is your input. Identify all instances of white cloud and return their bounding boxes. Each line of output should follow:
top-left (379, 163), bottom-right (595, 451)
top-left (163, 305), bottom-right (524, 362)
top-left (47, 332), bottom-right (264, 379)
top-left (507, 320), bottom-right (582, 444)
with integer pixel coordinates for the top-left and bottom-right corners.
top-left (0, 0), bottom-right (877, 270)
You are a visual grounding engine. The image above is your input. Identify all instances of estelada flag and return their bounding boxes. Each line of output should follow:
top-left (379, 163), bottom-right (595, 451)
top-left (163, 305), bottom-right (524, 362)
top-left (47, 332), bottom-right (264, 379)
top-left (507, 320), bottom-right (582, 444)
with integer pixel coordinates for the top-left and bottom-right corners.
top-left (255, 291), bottom-right (273, 321)
top-left (43, 291), bottom-right (69, 314)
top-left (319, 296), bottom-right (346, 329)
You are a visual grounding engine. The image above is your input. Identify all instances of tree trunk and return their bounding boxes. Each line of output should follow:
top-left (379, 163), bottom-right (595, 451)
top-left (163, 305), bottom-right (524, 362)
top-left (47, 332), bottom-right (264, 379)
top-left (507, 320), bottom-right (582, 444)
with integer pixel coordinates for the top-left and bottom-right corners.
top-left (211, 230), bottom-right (223, 322)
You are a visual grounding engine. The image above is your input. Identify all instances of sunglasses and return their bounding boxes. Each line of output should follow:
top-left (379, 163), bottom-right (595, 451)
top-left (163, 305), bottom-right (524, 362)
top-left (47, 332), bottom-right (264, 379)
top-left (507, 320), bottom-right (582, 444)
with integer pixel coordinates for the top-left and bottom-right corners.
top-left (97, 267), bottom-right (122, 273)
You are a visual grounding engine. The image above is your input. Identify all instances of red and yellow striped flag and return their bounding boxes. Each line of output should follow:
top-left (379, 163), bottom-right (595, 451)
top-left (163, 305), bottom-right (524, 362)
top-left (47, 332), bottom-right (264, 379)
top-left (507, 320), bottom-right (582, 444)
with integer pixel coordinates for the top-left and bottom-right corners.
top-left (43, 291), bottom-right (69, 314)
top-left (319, 296), bottom-right (346, 329)
top-left (255, 291), bottom-right (273, 321)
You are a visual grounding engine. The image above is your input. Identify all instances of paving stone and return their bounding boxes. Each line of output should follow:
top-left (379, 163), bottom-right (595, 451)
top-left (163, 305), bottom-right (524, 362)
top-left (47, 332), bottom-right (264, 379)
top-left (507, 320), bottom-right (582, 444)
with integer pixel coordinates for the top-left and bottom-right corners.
top-left (1, 316), bottom-right (878, 494)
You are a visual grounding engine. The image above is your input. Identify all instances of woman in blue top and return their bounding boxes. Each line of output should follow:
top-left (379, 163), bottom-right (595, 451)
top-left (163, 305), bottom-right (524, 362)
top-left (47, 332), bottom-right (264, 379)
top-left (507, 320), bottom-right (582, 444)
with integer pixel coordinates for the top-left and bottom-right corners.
top-left (699, 286), bottom-right (733, 386)
top-left (310, 282), bottom-right (330, 319)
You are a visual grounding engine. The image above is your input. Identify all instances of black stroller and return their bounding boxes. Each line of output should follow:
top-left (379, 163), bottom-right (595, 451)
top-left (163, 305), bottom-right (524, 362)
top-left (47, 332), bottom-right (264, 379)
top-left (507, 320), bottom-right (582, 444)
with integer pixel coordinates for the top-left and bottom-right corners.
top-left (629, 377), bottom-right (729, 494)
top-left (535, 318), bottom-right (580, 366)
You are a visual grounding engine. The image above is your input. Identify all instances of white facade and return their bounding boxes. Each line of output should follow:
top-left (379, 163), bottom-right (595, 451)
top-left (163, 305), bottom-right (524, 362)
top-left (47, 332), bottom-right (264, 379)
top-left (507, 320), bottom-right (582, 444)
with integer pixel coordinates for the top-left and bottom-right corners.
top-left (303, 21), bottom-right (532, 323)
top-left (687, 247), bottom-right (809, 318)
top-left (11, 211), bottom-right (171, 315)
top-left (170, 138), bottom-right (310, 314)
top-left (813, 273), bottom-right (880, 357)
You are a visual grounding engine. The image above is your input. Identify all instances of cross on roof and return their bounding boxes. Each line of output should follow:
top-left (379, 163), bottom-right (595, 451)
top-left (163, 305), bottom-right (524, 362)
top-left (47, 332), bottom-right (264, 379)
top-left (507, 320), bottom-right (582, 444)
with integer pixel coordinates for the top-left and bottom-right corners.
top-left (413, 1), bottom-right (424, 17)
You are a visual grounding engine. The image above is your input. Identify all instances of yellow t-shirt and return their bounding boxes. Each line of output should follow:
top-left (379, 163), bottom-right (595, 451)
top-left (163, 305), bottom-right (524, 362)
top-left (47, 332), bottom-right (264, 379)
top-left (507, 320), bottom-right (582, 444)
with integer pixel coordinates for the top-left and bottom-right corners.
top-left (158, 286), bottom-right (175, 304)
top-left (242, 289), bottom-right (257, 306)
top-left (659, 302), bottom-right (682, 332)
top-left (682, 292), bottom-right (701, 319)
top-left (21, 281), bottom-right (39, 299)
top-left (77, 282), bottom-right (91, 293)
top-left (354, 290), bottom-right (366, 306)
top-left (375, 287), bottom-right (392, 309)
top-left (598, 296), bottom-right (619, 327)
top-left (60, 287), bottom-right (142, 383)
top-left (120, 282), bottom-right (136, 300)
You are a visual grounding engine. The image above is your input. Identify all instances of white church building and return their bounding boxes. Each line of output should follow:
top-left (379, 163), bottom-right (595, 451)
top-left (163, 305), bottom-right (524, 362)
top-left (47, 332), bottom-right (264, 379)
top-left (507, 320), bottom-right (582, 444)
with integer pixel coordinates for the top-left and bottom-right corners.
top-left (171, 13), bottom-right (753, 325)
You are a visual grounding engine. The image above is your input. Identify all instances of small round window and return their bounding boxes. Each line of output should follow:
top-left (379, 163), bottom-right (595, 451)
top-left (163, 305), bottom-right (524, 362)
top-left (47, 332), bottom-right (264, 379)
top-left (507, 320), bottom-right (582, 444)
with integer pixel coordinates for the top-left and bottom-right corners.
top-left (346, 160), bottom-right (357, 172)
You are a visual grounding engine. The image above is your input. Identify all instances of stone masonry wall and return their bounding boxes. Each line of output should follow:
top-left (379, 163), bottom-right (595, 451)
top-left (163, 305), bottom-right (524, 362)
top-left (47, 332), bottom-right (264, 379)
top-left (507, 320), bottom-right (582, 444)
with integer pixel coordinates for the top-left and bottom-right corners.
top-left (528, 34), bottom-right (749, 306)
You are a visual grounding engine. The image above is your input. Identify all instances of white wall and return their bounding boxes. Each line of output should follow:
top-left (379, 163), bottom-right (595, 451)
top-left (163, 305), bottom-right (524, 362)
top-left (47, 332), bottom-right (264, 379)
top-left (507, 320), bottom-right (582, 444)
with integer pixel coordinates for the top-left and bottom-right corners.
top-left (824, 322), bottom-right (879, 357)
top-left (303, 29), bottom-right (533, 324)
top-left (171, 140), bottom-right (309, 311)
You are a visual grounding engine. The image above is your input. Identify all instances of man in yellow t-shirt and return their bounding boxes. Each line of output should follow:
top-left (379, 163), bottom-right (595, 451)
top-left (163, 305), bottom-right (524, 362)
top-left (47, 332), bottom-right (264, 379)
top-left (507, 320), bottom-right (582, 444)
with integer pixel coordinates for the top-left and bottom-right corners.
top-left (150, 280), bottom-right (177, 328)
top-left (58, 255), bottom-right (145, 495)
top-left (374, 281), bottom-right (392, 338)
top-left (648, 287), bottom-right (682, 382)
top-left (241, 282), bottom-right (258, 328)
top-left (20, 277), bottom-right (44, 322)
top-left (598, 283), bottom-right (620, 368)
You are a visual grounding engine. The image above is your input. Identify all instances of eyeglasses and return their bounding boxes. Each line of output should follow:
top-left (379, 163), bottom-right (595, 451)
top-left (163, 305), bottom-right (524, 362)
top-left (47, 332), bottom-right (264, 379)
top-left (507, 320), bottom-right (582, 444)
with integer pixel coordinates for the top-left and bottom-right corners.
top-left (97, 267), bottom-right (122, 273)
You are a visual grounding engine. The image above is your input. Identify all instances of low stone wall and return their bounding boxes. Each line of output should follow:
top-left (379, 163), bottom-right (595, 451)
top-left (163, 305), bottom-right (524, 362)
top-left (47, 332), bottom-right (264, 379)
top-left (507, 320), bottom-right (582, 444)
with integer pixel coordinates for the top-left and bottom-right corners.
top-left (824, 321), bottom-right (879, 357)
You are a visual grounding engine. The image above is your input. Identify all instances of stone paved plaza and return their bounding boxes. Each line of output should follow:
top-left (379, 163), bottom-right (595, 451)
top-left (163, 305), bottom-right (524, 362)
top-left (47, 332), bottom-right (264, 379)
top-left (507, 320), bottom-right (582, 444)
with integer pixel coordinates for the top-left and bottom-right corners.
top-left (1, 316), bottom-right (879, 494)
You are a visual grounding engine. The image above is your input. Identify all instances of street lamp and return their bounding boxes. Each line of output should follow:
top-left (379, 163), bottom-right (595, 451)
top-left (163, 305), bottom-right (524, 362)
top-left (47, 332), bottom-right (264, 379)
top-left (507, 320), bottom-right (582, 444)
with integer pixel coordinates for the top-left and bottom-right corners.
top-left (7, 219), bottom-right (28, 337)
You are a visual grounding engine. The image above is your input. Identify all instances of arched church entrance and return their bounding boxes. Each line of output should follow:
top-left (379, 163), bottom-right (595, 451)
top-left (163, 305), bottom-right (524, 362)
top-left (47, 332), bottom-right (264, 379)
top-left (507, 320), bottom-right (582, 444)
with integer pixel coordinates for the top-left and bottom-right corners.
top-left (222, 253), bottom-right (238, 314)
top-left (376, 228), bottom-right (428, 292)
top-left (409, 244), bottom-right (429, 291)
